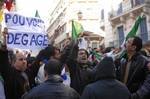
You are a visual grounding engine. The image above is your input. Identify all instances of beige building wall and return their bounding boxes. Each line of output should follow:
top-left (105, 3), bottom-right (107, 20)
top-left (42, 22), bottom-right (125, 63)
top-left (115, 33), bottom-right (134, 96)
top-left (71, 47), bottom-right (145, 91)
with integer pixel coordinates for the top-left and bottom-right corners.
top-left (99, 0), bottom-right (122, 47)
top-left (47, 0), bottom-right (104, 49)
top-left (104, 0), bottom-right (150, 47)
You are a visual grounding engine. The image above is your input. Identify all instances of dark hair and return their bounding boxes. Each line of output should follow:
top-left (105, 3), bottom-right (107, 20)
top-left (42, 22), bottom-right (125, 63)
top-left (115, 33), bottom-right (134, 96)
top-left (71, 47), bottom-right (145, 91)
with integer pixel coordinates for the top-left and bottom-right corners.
top-left (8, 50), bottom-right (16, 64)
top-left (44, 45), bottom-right (56, 59)
top-left (132, 36), bottom-right (142, 52)
top-left (79, 49), bottom-right (89, 57)
top-left (27, 57), bottom-right (35, 64)
top-left (36, 45), bottom-right (56, 61)
top-left (104, 47), bottom-right (114, 53)
top-left (44, 59), bottom-right (61, 75)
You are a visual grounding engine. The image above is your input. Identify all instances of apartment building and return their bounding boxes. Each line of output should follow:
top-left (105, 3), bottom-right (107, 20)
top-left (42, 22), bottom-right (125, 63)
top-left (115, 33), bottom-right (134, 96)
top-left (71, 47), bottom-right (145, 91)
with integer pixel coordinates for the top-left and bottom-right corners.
top-left (47, 0), bottom-right (105, 49)
top-left (104, 0), bottom-right (150, 47)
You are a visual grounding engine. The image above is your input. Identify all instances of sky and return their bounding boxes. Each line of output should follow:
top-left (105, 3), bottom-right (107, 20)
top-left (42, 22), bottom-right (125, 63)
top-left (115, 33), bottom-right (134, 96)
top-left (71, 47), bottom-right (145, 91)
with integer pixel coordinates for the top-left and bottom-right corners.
top-left (16, 0), bottom-right (56, 28)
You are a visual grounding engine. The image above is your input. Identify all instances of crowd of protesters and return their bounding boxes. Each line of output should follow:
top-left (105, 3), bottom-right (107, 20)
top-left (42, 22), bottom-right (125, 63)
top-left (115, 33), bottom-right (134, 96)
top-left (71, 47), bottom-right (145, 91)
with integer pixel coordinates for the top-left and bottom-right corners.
top-left (0, 28), bottom-right (150, 99)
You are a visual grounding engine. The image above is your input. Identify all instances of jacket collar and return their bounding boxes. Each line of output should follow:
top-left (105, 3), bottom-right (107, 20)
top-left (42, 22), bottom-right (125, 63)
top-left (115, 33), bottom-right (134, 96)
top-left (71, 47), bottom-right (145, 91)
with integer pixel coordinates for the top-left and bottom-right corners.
top-left (124, 52), bottom-right (141, 62)
top-left (45, 75), bottom-right (63, 83)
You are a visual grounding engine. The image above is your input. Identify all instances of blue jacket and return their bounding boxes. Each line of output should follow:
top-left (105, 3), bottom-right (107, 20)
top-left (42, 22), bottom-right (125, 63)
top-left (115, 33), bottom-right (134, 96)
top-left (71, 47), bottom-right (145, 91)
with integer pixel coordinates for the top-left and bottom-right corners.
top-left (22, 75), bottom-right (80, 99)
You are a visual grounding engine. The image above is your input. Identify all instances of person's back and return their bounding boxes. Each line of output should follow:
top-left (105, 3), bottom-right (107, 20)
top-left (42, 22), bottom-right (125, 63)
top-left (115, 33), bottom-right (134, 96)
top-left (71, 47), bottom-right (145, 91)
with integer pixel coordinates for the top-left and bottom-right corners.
top-left (81, 57), bottom-right (130, 99)
top-left (81, 79), bottom-right (130, 99)
top-left (22, 75), bottom-right (79, 99)
top-left (22, 59), bottom-right (79, 99)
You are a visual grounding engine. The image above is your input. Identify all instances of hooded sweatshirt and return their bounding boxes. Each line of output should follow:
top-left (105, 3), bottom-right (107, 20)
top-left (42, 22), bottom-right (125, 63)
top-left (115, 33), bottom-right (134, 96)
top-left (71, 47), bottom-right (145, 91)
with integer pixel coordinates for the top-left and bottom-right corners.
top-left (81, 57), bottom-right (130, 99)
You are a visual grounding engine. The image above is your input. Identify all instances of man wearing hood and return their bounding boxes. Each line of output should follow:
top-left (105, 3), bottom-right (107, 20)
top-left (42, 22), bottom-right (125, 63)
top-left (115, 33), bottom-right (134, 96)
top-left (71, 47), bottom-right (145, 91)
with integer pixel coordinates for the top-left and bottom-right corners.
top-left (81, 57), bottom-right (130, 99)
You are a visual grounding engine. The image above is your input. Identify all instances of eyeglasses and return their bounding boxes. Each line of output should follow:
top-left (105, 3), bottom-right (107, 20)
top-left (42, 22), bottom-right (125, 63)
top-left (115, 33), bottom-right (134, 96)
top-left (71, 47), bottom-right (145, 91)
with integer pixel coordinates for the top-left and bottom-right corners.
top-left (18, 58), bottom-right (27, 61)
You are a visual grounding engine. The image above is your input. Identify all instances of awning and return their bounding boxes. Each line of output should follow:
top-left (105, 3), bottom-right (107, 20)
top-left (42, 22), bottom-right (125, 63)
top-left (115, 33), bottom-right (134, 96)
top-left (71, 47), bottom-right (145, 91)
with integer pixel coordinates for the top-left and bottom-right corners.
top-left (81, 20), bottom-right (106, 37)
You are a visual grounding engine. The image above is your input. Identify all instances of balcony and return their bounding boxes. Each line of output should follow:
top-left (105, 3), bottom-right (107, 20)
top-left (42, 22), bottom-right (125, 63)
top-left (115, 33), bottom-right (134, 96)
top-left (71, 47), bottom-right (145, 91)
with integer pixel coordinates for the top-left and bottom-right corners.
top-left (109, 0), bottom-right (145, 20)
top-left (131, 0), bottom-right (145, 8)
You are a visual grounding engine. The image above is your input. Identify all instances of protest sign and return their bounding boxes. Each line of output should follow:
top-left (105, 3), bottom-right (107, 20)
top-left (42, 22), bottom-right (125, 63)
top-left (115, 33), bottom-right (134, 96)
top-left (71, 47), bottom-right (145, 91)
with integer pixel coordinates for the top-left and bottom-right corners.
top-left (4, 12), bottom-right (48, 50)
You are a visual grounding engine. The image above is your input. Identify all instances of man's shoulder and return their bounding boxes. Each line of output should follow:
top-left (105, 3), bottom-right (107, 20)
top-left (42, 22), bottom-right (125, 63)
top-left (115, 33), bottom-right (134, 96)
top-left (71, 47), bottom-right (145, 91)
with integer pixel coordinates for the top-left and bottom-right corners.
top-left (22, 83), bottom-right (50, 98)
top-left (23, 83), bottom-right (79, 99)
top-left (136, 54), bottom-right (149, 62)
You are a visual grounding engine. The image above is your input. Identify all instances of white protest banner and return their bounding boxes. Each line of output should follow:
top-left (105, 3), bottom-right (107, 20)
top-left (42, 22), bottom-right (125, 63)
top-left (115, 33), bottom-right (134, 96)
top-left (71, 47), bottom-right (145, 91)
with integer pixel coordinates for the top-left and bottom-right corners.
top-left (7, 31), bottom-right (48, 50)
top-left (5, 12), bottom-right (45, 33)
top-left (4, 12), bottom-right (49, 50)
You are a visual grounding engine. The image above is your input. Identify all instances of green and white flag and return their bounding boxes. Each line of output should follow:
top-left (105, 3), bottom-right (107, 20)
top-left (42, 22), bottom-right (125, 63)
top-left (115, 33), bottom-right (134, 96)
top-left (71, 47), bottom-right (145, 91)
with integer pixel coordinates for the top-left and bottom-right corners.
top-left (125, 16), bottom-right (142, 40)
top-left (92, 50), bottom-right (103, 61)
top-left (71, 20), bottom-right (84, 40)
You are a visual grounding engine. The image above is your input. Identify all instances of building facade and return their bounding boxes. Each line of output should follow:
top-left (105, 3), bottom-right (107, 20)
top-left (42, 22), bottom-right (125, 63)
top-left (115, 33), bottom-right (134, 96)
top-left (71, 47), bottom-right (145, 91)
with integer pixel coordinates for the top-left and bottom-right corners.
top-left (104, 0), bottom-right (150, 47)
top-left (47, 0), bottom-right (105, 50)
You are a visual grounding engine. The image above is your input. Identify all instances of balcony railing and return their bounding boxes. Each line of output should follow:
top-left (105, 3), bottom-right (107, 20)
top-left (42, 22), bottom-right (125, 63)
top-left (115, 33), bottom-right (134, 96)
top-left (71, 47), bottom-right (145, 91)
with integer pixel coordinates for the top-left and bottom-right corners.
top-left (131, 0), bottom-right (145, 8)
top-left (109, 0), bottom-right (145, 19)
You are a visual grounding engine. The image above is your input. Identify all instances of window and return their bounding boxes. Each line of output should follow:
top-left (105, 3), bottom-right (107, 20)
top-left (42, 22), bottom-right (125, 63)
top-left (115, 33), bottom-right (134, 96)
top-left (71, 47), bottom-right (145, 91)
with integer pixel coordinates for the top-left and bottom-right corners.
top-left (136, 0), bottom-right (144, 5)
top-left (117, 3), bottom-right (123, 15)
top-left (132, 0), bottom-right (144, 7)
top-left (140, 17), bottom-right (148, 43)
top-left (57, 23), bottom-right (66, 35)
top-left (117, 26), bottom-right (124, 46)
top-left (109, 41), bottom-right (114, 47)
top-left (101, 9), bottom-right (104, 20)
top-left (92, 42), bottom-right (98, 48)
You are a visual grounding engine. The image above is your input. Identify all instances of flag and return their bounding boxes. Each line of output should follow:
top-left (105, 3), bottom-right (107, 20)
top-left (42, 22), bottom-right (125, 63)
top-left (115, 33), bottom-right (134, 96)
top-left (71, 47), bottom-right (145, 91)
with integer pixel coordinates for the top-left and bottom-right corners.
top-left (71, 20), bottom-right (84, 40)
top-left (5, 0), bottom-right (13, 11)
top-left (0, 9), bottom-right (3, 23)
top-left (125, 16), bottom-right (142, 40)
top-left (92, 50), bottom-right (103, 61)
top-left (61, 67), bottom-right (67, 80)
top-left (35, 10), bottom-right (40, 18)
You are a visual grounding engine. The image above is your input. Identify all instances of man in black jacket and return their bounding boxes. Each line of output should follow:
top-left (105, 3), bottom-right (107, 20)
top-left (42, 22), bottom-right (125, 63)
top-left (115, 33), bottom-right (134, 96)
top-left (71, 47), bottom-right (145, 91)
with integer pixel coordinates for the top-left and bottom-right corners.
top-left (115, 36), bottom-right (150, 99)
top-left (22, 59), bottom-right (80, 99)
top-left (0, 48), bottom-right (45, 99)
top-left (81, 57), bottom-right (130, 99)
top-left (64, 41), bottom-right (94, 95)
